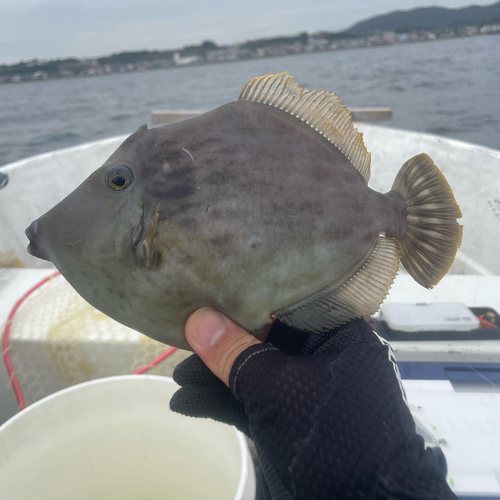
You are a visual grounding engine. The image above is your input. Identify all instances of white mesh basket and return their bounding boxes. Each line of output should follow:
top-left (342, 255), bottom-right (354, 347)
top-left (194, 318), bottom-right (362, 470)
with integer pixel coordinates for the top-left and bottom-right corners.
top-left (3, 273), bottom-right (189, 406)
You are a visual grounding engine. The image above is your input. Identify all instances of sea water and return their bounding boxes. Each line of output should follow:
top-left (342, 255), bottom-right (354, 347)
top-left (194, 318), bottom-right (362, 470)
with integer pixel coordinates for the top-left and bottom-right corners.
top-left (0, 34), bottom-right (499, 166)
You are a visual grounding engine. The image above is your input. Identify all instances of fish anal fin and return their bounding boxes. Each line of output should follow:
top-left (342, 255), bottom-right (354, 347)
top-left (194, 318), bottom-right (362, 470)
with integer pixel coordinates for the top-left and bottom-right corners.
top-left (277, 236), bottom-right (401, 333)
top-left (239, 72), bottom-right (371, 183)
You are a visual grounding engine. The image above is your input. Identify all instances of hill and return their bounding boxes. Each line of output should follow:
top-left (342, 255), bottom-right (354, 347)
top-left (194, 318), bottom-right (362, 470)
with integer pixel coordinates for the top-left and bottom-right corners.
top-left (347, 1), bottom-right (500, 36)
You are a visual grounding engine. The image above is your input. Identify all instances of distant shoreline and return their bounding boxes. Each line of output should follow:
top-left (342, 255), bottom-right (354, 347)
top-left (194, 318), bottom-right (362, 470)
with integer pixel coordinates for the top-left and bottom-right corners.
top-left (3, 0), bottom-right (500, 85)
top-left (2, 30), bottom-right (499, 87)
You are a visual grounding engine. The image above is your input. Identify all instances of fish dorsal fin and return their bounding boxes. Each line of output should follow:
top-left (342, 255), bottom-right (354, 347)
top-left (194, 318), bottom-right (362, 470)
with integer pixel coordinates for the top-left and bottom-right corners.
top-left (277, 235), bottom-right (400, 333)
top-left (239, 72), bottom-right (371, 183)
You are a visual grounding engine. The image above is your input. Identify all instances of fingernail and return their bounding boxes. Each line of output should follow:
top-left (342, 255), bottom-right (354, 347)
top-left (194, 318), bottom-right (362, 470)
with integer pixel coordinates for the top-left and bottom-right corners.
top-left (190, 307), bottom-right (227, 348)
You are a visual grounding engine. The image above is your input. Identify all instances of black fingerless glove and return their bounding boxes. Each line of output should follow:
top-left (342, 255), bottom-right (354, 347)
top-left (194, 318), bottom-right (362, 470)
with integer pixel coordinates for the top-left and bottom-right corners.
top-left (171, 319), bottom-right (456, 500)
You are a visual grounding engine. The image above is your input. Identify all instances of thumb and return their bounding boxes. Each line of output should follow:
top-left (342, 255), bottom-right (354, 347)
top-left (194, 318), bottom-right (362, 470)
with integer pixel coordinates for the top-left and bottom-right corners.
top-left (185, 307), bottom-right (260, 386)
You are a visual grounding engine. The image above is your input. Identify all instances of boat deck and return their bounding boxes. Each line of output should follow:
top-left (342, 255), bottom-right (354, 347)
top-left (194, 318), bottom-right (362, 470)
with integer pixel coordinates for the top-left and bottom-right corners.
top-left (2, 268), bottom-right (500, 425)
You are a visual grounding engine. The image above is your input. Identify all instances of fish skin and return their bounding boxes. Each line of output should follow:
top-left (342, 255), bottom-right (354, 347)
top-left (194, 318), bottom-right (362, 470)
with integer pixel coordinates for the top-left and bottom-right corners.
top-left (27, 99), bottom-right (406, 350)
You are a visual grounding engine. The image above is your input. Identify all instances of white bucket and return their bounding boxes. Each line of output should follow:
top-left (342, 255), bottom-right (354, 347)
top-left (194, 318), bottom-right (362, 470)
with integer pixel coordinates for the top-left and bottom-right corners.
top-left (0, 375), bottom-right (255, 500)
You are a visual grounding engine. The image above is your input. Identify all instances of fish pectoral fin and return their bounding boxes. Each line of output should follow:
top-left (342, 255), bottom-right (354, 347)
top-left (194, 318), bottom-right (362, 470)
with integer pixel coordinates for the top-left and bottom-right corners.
top-left (277, 235), bottom-right (401, 333)
top-left (239, 72), bottom-right (371, 183)
top-left (138, 203), bottom-right (161, 269)
top-left (138, 238), bottom-right (158, 269)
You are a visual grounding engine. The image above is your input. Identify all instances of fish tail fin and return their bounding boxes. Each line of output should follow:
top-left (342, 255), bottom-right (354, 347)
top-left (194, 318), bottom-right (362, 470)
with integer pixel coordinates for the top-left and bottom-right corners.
top-left (392, 153), bottom-right (463, 289)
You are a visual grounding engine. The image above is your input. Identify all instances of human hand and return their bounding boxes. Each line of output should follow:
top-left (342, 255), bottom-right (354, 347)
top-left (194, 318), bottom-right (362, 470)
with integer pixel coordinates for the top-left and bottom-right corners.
top-left (170, 308), bottom-right (456, 500)
top-left (170, 307), bottom-right (276, 436)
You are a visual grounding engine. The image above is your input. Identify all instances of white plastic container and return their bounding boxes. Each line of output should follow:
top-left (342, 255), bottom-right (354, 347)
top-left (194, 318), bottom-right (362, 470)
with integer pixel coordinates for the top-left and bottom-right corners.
top-left (380, 302), bottom-right (480, 332)
top-left (0, 375), bottom-right (255, 500)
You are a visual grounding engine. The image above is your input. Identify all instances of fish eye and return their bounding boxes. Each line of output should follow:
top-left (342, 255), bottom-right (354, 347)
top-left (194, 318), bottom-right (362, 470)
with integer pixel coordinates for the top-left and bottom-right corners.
top-left (105, 166), bottom-right (134, 191)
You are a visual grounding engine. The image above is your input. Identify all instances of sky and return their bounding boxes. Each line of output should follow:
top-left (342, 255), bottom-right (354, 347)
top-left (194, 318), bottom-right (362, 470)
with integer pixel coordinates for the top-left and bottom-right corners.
top-left (0, 0), bottom-right (496, 64)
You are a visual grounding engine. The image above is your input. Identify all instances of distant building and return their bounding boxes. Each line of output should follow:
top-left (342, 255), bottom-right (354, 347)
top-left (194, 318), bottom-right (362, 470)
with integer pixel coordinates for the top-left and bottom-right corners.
top-left (407, 31), bottom-right (437, 42)
top-left (367, 35), bottom-right (382, 45)
top-left (382, 31), bottom-right (396, 43)
top-left (206, 47), bottom-right (239, 62)
top-left (480, 24), bottom-right (500, 34)
top-left (459, 26), bottom-right (479, 36)
top-left (173, 52), bottom-right (201, 66)
top-left (307, 34), bottom-right (330, 51)
top-left (32, 71), bottom-right (48, 81)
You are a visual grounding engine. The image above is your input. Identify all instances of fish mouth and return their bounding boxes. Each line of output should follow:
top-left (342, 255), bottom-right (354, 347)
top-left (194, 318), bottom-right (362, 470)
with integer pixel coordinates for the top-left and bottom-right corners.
top-left (25, 220), bottom-right (50, 261)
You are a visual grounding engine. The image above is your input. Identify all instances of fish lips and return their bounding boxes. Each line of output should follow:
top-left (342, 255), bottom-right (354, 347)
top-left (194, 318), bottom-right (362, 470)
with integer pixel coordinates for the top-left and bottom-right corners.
top-left (25, 220), bottom-right (50, 261)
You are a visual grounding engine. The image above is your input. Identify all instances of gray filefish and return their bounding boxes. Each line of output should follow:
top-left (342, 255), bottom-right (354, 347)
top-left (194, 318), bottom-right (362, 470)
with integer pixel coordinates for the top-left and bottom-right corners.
top-left (25, 73), bottom-right (463, 350)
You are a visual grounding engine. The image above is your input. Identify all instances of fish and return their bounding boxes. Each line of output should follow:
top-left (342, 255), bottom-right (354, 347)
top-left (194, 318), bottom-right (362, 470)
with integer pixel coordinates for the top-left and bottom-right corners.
top-left (25, 72), bottom-right (463, 351)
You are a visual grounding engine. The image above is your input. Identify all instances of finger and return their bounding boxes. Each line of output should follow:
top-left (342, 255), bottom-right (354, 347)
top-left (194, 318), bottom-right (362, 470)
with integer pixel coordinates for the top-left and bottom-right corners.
top-left (258, 315), bottom-right (277, 343)
top-left (170, 384), bottom-right (250, 435)
top-left (172, 354), bottom-right (220, 387)
top-left (185, 307), bottom-right (261, 386)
